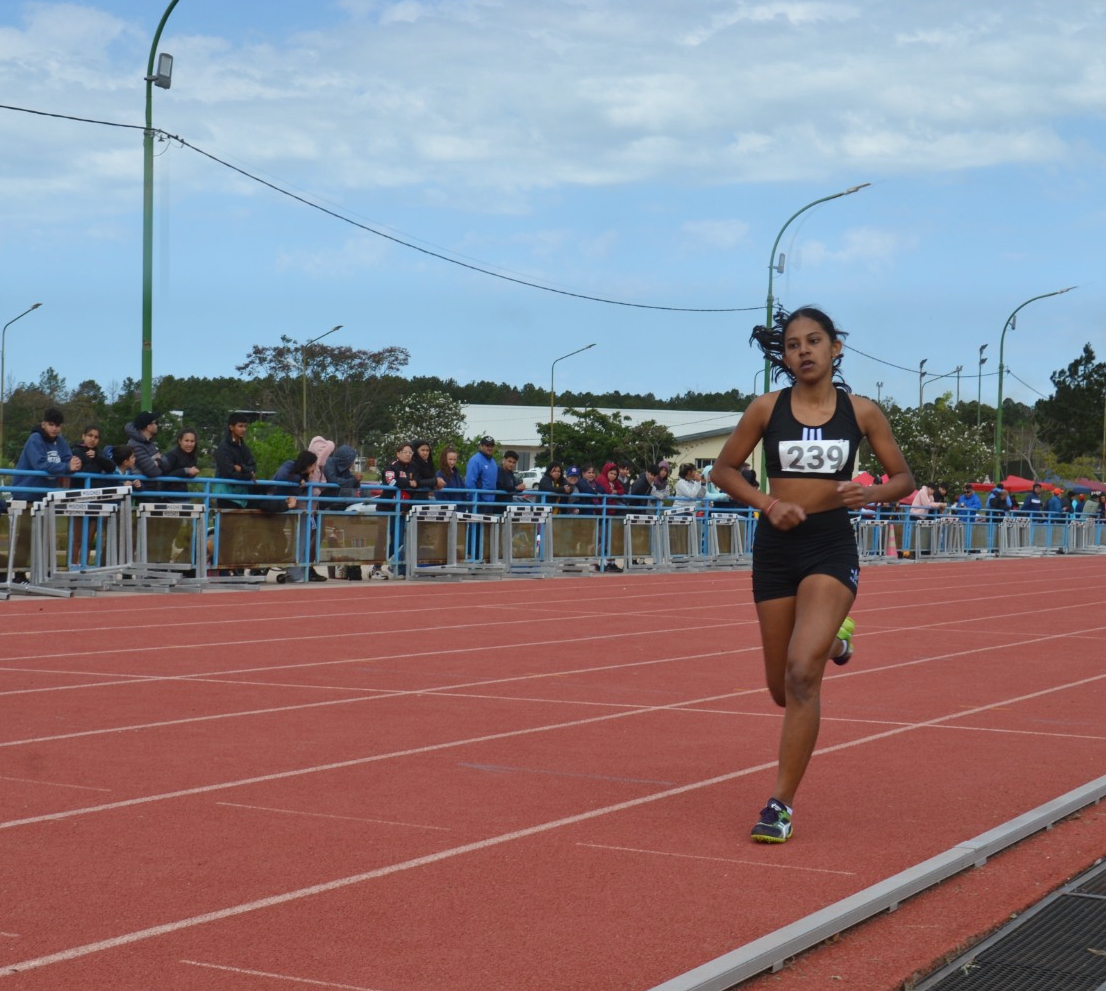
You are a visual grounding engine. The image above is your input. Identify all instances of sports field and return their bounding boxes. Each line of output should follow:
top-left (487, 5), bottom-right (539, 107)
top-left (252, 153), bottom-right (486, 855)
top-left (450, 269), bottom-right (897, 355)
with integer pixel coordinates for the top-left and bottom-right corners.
top-left (2, 555), bottom-right (1105, 990)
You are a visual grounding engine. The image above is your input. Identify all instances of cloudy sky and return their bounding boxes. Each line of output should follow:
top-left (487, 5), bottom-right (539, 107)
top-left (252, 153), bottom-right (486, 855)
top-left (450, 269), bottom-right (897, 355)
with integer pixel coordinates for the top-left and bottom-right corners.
top-left (1, 0), bottom-right (1103, 411)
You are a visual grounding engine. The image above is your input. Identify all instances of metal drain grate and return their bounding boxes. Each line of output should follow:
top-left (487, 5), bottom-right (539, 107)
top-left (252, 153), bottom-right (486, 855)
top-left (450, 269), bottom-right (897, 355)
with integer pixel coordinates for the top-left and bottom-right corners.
top-left (915, 861), bottom-right (1106, 991)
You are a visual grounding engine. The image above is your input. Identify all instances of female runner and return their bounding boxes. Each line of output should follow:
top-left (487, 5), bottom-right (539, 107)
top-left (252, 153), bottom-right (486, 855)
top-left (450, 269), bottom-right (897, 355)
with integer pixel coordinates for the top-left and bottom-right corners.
top-left (711, 307), bottom-right (913, 843)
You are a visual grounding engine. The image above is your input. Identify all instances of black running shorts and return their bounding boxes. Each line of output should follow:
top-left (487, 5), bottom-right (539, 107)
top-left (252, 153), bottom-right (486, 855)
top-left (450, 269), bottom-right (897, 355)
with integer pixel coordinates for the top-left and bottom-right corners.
top-left (752, 507), bottom-right (859, 603)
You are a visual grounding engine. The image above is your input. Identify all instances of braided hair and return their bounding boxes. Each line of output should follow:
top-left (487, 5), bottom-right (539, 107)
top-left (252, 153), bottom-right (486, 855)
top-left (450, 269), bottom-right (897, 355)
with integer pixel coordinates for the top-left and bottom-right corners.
top-left (750, 306), bottom-right (851, 391)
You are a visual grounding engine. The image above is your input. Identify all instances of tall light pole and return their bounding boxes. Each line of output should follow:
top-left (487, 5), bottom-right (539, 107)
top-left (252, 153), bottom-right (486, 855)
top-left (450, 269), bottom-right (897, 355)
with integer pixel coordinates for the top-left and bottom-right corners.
top-left (141, 0), bottom-right (180, 410)
top-left (1, 303), bottom-right (43, 464)
top-left (994, 287), bottom-right (1076, 483)
top-left (977, 344), bottom-right (988, 428)
top-left (549, 343), bottom-right (596, 462)
top-left (954, 365), bottom-right (963, 405)
top-left (876, 381), bottom-right (883, 405)
top-left (760, 182), bottom-right (870, 490)
top-left (301, 325), bottom-right (343, 444)
top-left (918, 359), bottom-right (928, 409)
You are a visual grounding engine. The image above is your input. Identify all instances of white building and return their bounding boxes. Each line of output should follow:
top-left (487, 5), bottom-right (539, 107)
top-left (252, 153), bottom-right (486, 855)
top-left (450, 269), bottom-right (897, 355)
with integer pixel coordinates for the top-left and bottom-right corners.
top-left (461, 403), bottom-right (749, 471)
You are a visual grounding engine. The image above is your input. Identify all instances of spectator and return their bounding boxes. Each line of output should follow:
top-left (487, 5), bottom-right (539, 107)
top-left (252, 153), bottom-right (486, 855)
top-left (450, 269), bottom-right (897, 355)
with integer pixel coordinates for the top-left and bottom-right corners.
top-left (1084, 492), bottom-right (1102, 517)
top-left (739, 461), bottom-right (758, 489)
top-left (266, 450), bottom-right (326, 583)
top-left (674, 463), bottom-right (706, 504)
top-left (108, 444), bottom-right (143, 490)
top-left (124, 411), bottom-right (165, 492)
top-left (12, 407), bottom-right (81, 500)
top-left (307, 435), bottom-right (335, 492)
top-left (324, 445), bottom-right (363, 501)
top-left (911, 481), bottom-right (946, 518)
top-left (573, 463), bottom-right (603, 514)
top-left (495, 450), bottom-right (528, 510)
top-left (986, 482), bottom-right (1013, 518)
top-left (933, 481), bottom-right (951, 509)
top-left (1021, 482), bottom-right (1045, 517)
top-left (563, 465), bottom-right (582, 508)
top-left (435, 446), bottom-right (464, 501)
top-left (322, 444), bottom-right (364, 580)
top-left (409, 439), bottom-right (440, 501)
top-left (213, 412), bottom-right (259, 509)
top-left (382, 441), bottom-right (419, 572)
top-left (954, 484), bottom-right (982, 519)
top-left (71, 424), bottom-right (114, 482)
top-left (594, 461), bottom-right (627, 513)
top-left (537, 462), bottom-right (572, 509)
top-left (1061, 490), bottom-right (1075, 515)
top-left (629, 465), bottom-right (658, 509)
top-left (651, 461), bottom-right (671, 503)
top-left (158, 427), bottom-right (200, 497)
top-left (464, 435), bottom-right (499, 505)
top-left (1044, 488), bottom-right (1064, 518)
top-left (617, 462), bottom-right (634, 493)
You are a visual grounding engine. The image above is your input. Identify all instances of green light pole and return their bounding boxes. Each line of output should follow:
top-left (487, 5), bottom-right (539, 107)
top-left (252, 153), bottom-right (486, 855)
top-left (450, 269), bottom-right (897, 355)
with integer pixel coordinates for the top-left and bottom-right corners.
top-left (301, 326), bottom-right (344, 445)
top-left (993, 287), bottom-right (1075, 483)
top-left (760, 183), bottom-right (870, 490)
top-left (549, 343), bottom-right (596, 462)
top-left (141, 0), bottom-right (181, 410)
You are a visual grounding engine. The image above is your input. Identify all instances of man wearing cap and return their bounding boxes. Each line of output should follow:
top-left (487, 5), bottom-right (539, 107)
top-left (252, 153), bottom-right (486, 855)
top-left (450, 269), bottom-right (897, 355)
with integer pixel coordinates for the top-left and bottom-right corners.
top-left (465, 435), bottom-right (499, 504)
top-left (124, 411), bottom-right (165, 488)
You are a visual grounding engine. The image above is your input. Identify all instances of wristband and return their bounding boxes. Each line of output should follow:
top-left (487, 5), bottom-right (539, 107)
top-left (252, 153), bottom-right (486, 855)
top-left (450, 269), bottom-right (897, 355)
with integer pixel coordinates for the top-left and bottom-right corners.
top-left (764, 499), bottom-right (780, 518)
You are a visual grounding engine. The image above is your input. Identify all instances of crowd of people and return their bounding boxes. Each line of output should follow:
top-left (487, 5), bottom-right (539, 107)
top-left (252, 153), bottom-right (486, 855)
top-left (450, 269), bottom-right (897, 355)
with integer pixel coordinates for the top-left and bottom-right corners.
top-left (907, 480), bottom-right (1105, 521)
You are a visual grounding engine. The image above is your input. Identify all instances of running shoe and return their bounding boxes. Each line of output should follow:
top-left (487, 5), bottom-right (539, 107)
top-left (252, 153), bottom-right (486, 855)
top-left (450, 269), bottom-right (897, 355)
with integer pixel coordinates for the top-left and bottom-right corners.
top-left (833, 616), bottom-right (855, 666)
top-left (751, 798), bottom-right (793, 844)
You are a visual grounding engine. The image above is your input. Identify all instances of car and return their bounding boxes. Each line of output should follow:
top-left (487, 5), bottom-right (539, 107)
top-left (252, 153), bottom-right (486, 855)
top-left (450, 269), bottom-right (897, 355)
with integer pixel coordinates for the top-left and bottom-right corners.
top-left (516, 468), bottom-right (544, 490)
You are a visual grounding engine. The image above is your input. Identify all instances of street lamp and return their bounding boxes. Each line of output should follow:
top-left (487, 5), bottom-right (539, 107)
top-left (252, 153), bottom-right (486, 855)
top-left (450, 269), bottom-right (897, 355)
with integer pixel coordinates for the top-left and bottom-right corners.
top-left (994, 287), bottom-right (1076, 483)
top-left (760, 183), bottom-right (870, 490)
top-left (141, 0), bottom-right (181, 410)
top-left (876, 381), bottom-right (883, 405)
top-left (1, 303), bottom-right (43, 464)
top-left (301, 325), bottom-right (343, 444)
top-left (918, 359), bottom-right (928, 409)
top-left (977, 345), bottom-right (988, 429)
top-left (549, 344), bottom-right (596, 462)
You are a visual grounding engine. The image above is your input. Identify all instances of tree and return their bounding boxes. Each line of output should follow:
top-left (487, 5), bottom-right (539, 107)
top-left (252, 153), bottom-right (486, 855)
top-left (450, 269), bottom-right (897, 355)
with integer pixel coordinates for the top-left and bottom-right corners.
top-left (237, 336), bottom-right (409, 448)
top-left (247, 421), bottom-right (298, 481)
top-left (1036, 344), bottom-right (1106, 466)
top-left (375, 390), bottom-right (466, 463)
top-left (536, 407), bottom-right (678, 469)
top-left (867, 395), bottom-right (991, 485)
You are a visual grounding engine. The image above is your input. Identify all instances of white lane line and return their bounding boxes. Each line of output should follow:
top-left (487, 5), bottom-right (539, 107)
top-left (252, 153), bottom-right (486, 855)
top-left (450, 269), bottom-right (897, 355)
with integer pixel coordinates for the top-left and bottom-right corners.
top-left (180, 959), bottom-right (389, 990)
top-left (0, 934), bottom-right (18, 939)
top-left (3, 671), bottom-right (1106, 977)
top-left (576, 843), bottom-right (856, 876)
top-left (458, 762), bottom-right (678, 787)
top-left (0, 648), bottom-right (739, 749)
top-left (216, 803), bottom-right (451, 832)
top-left (0, 775), bottom-right (110, 793)
top-left (0, 684), bottom-right (750, 832)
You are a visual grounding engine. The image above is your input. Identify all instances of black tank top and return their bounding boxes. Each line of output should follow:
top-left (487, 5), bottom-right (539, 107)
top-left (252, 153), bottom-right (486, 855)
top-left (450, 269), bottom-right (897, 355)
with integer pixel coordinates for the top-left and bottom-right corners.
top-left (764, 387), bottom-right (862, 481)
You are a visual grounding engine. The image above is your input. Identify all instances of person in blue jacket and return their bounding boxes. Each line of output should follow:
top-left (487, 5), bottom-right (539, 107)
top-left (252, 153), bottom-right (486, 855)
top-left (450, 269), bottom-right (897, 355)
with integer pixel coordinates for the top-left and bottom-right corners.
top-left (464, 435), bottom-right (499, 503)
top-left (954, 484), bottom-right (981, 519)
top-left (12, 408), bottom-right (81, 500)
top-left (1045, 488), bottom-right (1064, 518)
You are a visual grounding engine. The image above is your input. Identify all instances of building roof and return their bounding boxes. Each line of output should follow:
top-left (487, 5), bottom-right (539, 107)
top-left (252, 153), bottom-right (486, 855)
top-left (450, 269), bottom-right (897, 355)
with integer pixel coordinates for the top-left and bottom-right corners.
top-left (461, 404), bottom-right (740, 447)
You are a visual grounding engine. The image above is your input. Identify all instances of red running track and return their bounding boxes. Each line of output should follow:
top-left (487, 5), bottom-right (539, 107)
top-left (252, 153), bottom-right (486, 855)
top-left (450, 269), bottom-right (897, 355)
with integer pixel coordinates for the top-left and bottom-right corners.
top-left (2, 556), bottom-right (1106, 990)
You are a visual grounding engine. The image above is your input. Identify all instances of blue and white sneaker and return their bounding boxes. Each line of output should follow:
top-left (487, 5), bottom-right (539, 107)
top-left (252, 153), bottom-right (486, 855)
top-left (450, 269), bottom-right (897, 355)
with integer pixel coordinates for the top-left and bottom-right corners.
top-left (751, 798), bottom-right (793, 844)
top-left (832, 616), bottom-right (855, 666)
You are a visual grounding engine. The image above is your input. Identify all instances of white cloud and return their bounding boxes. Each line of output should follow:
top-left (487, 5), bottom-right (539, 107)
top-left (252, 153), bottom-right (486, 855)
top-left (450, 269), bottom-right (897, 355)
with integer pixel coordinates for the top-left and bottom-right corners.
top-left (680, 218), bottom-right (751, 251)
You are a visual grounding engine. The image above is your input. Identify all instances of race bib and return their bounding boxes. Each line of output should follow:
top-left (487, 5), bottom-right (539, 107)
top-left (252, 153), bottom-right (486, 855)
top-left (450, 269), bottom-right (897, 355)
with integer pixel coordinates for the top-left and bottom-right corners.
top-left (777, 439), bottom-right (851, 474)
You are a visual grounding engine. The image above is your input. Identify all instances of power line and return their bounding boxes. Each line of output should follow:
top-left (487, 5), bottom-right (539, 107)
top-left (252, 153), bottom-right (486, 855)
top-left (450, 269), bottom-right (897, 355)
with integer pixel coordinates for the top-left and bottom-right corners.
top-left (0, 102), bottom-right (758, 315)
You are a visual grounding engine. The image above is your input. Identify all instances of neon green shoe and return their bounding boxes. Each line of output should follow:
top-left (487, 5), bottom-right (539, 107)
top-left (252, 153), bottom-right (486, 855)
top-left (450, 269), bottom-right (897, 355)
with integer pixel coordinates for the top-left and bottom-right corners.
top-left (751, 798), bottom-right (793, 843)
top-left (833, 616), bottom-right (855, 666)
